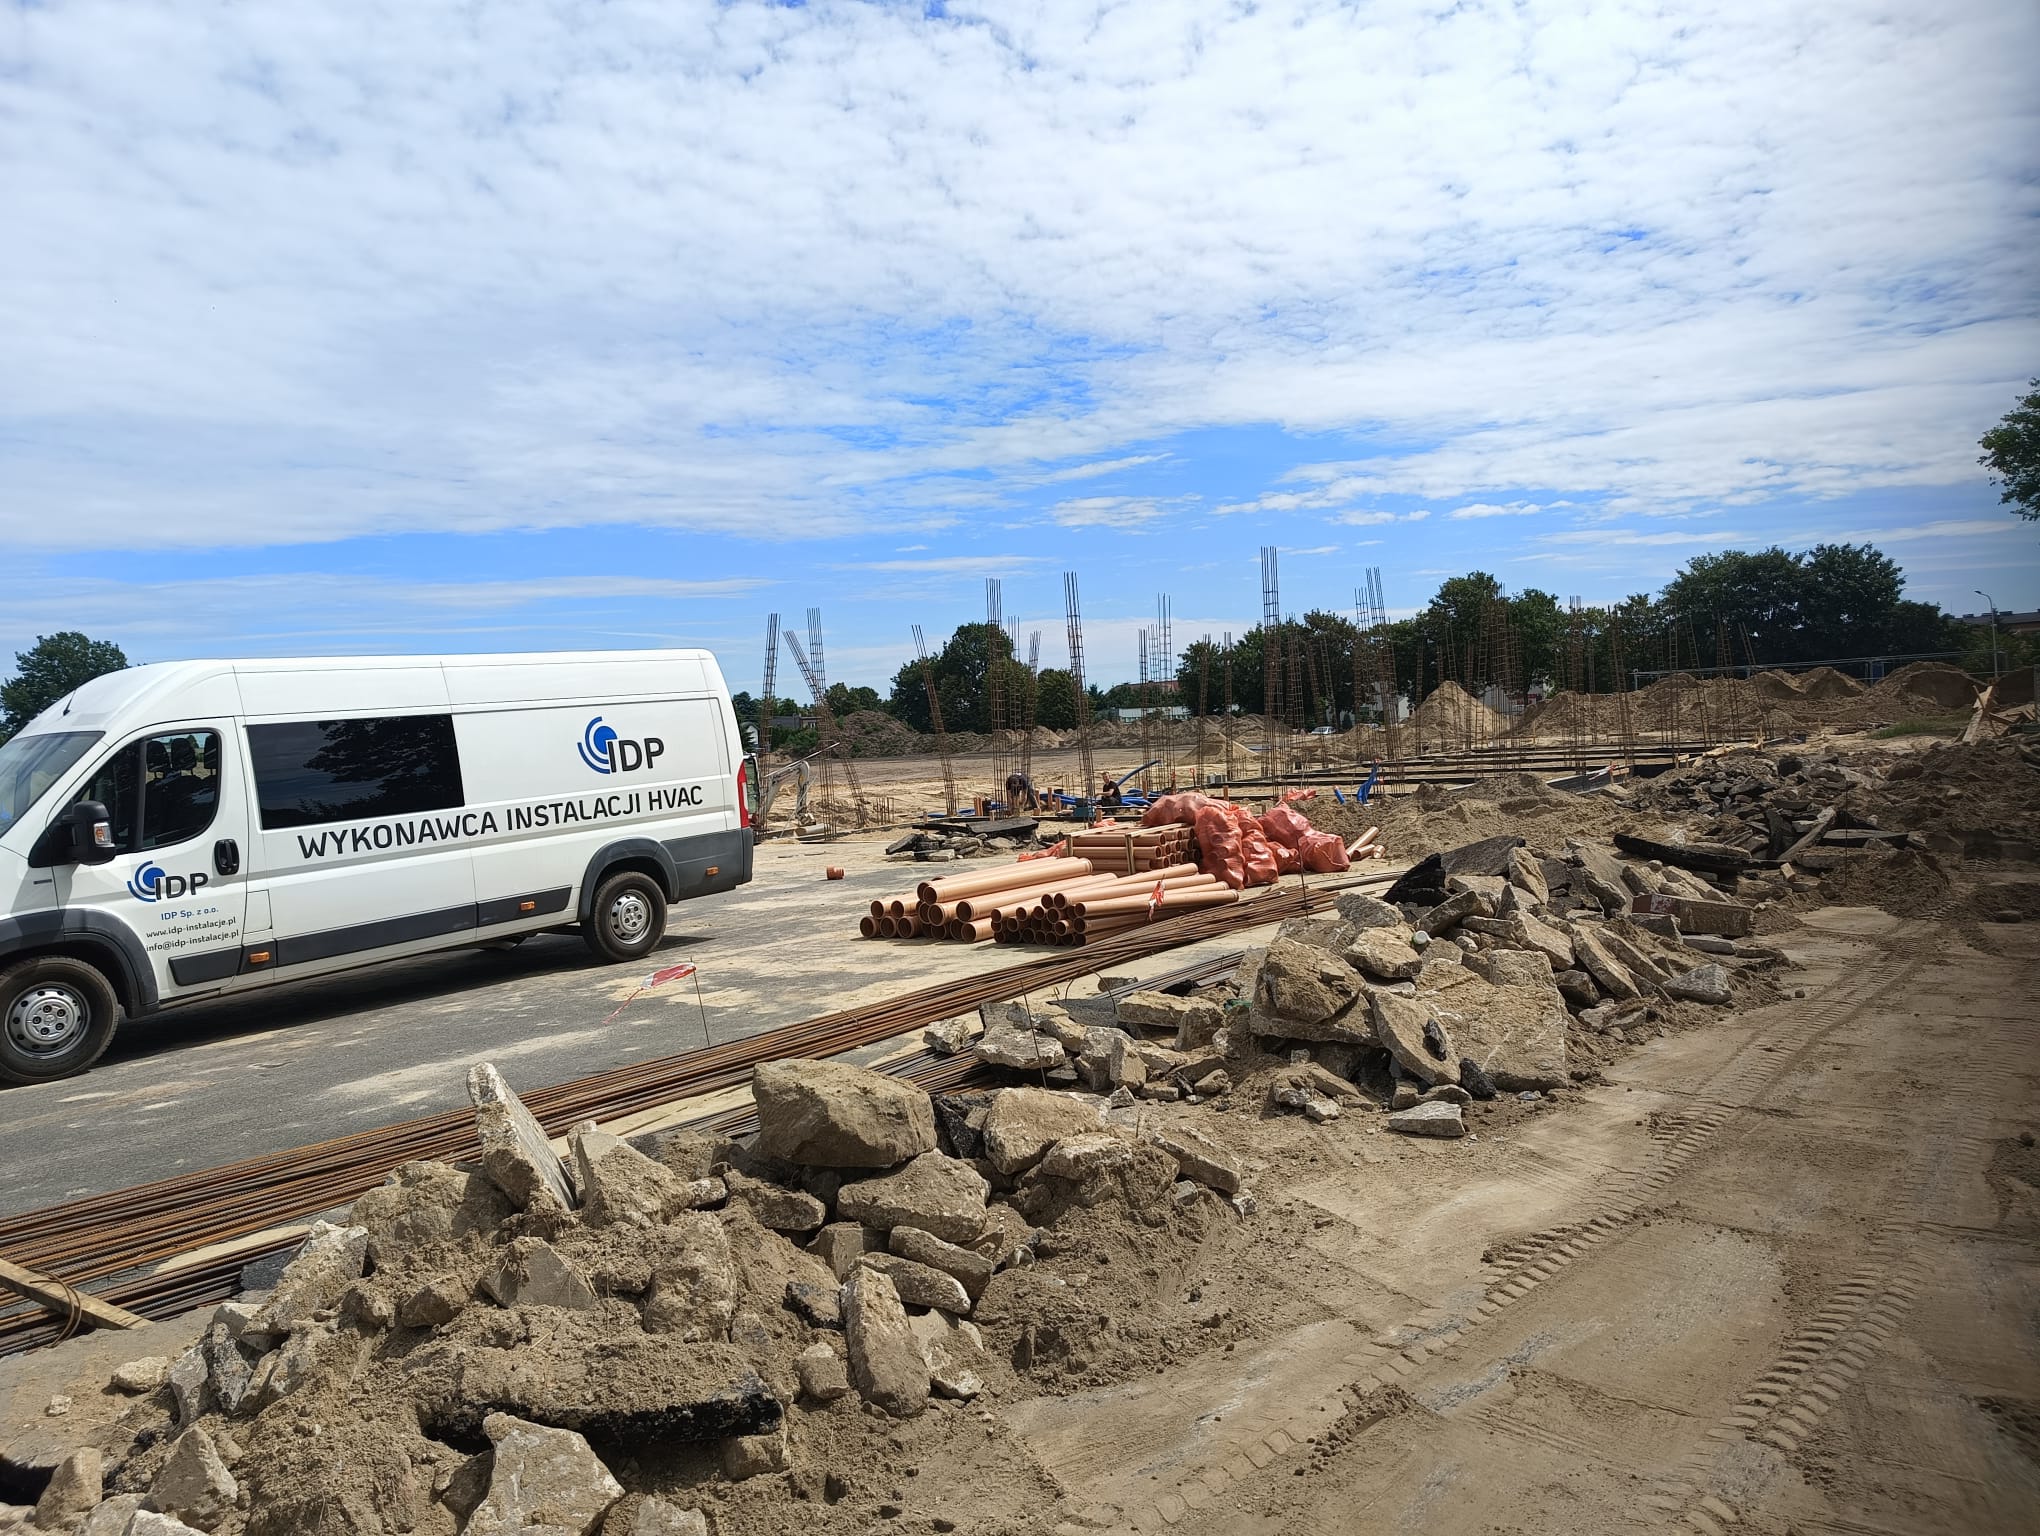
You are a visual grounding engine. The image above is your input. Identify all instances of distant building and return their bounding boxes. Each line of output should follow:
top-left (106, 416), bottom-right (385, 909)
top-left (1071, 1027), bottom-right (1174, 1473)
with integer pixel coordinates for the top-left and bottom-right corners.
top-left (1958, 609), bottom-right (2040, 636)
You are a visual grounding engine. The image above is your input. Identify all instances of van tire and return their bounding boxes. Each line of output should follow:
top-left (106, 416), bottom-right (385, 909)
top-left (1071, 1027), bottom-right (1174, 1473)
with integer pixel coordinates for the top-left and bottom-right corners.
top-left (0, 956), bottom-right (121, 1086)
top-left (584, 871), bottom-right (668, 963)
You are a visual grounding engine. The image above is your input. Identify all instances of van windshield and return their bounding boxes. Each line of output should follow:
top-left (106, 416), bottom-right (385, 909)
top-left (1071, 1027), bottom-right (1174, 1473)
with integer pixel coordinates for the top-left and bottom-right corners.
top-left (0, 731), bottom-right (103, 834)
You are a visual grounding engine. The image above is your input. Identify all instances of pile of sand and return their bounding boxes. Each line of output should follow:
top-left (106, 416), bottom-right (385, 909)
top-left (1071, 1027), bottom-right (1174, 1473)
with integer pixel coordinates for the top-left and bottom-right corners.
top-left (1864, 662), bottom-right (1977, 713)
top-left (1407, 682), bottom-right (1508, 744)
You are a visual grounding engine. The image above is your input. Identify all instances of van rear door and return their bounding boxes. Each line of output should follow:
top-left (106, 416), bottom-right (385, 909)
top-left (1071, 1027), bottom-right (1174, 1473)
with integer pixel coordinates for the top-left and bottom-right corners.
top-left (50, 723), bottom-right (251, 997)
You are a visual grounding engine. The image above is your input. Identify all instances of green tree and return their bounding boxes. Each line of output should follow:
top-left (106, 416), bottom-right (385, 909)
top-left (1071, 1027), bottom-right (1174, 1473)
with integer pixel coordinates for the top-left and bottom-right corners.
top-left (884, 622), bottom-right (1024, 734)
top-left (1034, 668), bottom-right (1080, 729)
top-left (824, 682), bottom-right (883, 718)
top-left (1980, 378), bottom-right (2040, 521)
top-left (1, 633), bottom-right (128, 741)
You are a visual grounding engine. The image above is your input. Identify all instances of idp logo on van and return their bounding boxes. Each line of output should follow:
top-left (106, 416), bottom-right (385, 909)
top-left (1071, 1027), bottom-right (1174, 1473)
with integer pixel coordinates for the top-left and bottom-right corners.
top-left (578, 716), bottom-right (665, 775)
top-left (128, 862), bottom-right (209, 902)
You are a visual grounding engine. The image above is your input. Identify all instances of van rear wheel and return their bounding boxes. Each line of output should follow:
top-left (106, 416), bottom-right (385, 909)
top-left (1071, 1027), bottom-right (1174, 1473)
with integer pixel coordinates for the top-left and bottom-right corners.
top-left (0, 956), bottom-right (120, 1086)
top-left (584, 871), bottom-right (668, 963)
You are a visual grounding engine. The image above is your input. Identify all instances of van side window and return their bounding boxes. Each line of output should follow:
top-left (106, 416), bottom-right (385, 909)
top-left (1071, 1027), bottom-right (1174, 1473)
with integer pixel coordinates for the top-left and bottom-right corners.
top-left (71, 745), bottom-right (143, 854)
top-left (247, 715), bottom-right (465, 831)
top-left (141, 730), bottom-right (222, 849)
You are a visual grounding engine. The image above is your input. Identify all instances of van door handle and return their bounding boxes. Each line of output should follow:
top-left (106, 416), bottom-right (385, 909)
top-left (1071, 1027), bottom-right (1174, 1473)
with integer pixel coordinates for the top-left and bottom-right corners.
top-left (214, 839), bottom-right (240, 876)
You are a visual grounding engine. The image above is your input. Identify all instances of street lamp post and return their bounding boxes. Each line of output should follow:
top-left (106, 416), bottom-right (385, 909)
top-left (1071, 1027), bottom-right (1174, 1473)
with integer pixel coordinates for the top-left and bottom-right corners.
top-left (1975, 590), bottom-right (2001, 680)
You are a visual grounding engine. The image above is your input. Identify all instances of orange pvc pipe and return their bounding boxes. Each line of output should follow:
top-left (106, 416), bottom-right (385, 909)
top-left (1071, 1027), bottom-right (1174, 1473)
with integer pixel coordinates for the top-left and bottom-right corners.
top-left (916, 857), bottom-right (1095, 905)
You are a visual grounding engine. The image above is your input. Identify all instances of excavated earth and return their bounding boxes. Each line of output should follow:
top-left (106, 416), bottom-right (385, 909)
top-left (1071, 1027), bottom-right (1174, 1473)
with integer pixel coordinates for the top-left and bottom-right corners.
top-left (3, 739), bottom-right (2037, 1536)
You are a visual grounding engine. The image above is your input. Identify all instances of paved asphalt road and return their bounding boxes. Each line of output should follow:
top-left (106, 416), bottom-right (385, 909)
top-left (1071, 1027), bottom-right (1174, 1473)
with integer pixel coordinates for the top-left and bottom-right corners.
top-left (0, 838), bottom-right (1278, 1217)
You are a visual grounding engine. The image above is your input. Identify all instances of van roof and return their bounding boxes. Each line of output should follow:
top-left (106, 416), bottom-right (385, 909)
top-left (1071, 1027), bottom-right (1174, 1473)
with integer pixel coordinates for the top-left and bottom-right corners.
top-left (19, 649), bottom-right (722, 737)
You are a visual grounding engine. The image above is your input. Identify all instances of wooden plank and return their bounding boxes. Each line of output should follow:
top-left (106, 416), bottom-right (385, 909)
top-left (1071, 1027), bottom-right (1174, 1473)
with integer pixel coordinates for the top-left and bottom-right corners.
top-left (0, 1254), bottom-right (149, 1330)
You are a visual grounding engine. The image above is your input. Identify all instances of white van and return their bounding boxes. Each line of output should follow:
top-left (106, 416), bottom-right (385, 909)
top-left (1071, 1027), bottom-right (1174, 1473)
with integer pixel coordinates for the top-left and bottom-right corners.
top-left (0, 650), bottom-right (755, 1084)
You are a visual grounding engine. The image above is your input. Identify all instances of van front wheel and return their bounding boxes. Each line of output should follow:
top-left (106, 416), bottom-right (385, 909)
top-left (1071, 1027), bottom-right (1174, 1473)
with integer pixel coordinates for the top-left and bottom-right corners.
top-left (584, 871), bottom-right (668, 963)
top-left (0, 956), bottom-right (120, 1086)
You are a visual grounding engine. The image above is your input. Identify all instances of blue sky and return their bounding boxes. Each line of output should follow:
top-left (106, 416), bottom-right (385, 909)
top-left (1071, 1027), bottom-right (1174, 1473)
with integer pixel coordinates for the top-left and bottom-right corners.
top-left (4, 0), bottom-right (2037, 692)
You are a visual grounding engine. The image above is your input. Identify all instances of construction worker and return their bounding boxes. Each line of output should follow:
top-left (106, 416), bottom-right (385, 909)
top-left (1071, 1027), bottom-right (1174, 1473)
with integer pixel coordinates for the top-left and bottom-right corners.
top-left (1098, 773), bottom-right (1123, 808)
top-left (1003, 771), bottom-right (1040, 812)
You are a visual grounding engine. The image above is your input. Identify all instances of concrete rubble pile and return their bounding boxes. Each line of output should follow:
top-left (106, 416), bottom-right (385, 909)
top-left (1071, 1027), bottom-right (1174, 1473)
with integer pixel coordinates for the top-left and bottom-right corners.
top-left (1064, 831), bottom-right (1775, 1145)
top-left (11, 1057), bottom-right (1252, 1536)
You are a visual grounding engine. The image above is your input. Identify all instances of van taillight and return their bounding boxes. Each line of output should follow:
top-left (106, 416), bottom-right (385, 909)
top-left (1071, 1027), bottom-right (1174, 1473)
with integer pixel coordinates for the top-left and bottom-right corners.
top-left (737, 758), bottom-right (750, 829)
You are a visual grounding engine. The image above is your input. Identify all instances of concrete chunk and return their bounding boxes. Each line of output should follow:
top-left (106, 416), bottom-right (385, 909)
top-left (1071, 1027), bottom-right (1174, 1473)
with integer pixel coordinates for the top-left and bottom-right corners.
top-left (634, 1499), bottom-right (711, 1535)
top-left (148, 1427), bottom-right (238, 1532)
top-left (1664, 962), bottom-right (1733, 1005)
top-left (836, 1151), bottom-right (990, 1244)
top-left (469, 1413), bottom-right (622, 1536)
top-left (1369, 989), bottom-right (1460, 1086)
top-left (796, 1341), bottom-right (850, 1403)
top-left (480, 1236), bottom-right (598, 1311)
top-left (1387, 1101), bottom-right (1466, 1138)
top-left (842, 1267), bottom-right (929, 1418)
top-left (254, 1219), bottom-right (367, 1336)
top-left (752, 1059), bottom-right (938, 1168)
top-left (470, 1061), bottom-right (577, 1213)
top-left (888, 1225), bottom-right (995, 1301)
top-left (853, 1252), bottom-right (973, 1314)
top-left (33, 1446), bottom-right (101, 1531)
top-left (811, 1222), bottom-right (888, 1280)
top-left (1146, 1123), bottom-right (1244, 1194)
top-left (981, 1088), bottom-right (1101, 1176)
top-left (573, 1127), bottom-right (703, 1229)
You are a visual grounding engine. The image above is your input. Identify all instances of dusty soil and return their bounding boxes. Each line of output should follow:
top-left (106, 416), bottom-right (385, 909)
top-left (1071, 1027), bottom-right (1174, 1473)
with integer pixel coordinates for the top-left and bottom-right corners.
top-left (994, 891), bottom-right (2040, 1535)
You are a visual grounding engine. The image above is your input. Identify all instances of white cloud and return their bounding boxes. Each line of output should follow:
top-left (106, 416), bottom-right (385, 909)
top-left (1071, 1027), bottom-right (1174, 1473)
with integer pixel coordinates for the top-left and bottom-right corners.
top-left (1449, 501), bottom-right (1542, 519)
top-left (1033, 454), bottom-right (1167, 483)
top-left (0, 0), bottom-right (2034, 555)
top-left (1540, 528), bottom-right (1754, 547)
top-left (845, 555), bottom-right (1049, 573)
top-left (1049, 496), bottom-right (1166, 529)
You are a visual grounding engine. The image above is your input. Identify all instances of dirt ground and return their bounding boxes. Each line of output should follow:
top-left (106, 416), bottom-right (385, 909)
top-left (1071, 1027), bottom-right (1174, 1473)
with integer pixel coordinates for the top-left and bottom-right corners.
top-left (988, 887), bottom-right (2040, 1535)
top-left (4, 732), bottom-right (2037, 1536)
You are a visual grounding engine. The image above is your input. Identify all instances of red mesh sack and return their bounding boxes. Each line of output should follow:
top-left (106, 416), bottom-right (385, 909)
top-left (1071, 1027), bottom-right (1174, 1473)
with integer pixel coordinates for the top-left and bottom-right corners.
top-left (1298, 830), bottom-right (1352, 873)
top-left (1192, 801), bottom-right (1248, 889)
top-left (1238, 822), bottom-right (1283, 886)
top-left (1258, 803), bottom-right (1314, 849)
top-left (1141, 792), bottom-right (1207, 828)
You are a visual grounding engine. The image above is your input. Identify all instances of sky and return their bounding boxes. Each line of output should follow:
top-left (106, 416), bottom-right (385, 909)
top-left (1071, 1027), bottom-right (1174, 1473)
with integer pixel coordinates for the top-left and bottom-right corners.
top-left (3, 0), bottom-right (2037, 694)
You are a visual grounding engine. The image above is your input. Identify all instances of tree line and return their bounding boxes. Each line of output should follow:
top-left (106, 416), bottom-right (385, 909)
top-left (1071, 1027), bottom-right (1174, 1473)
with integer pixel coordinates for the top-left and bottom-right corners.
top-left (740, 540), bottom-right (2013, 744)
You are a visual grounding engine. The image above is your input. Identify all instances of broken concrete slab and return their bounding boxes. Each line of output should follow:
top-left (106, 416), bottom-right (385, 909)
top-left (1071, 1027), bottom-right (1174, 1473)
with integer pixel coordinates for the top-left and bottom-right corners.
top-left (1344, 927), bottom-right (1423, 981)
top-left (853, 1253), bottom-right (973, 1314)
top-left (922, 1016), bottom-right (975, 1054)
top-left (1566, 839), bottom-right (1631, 913)
top-left (720, 1170), bottom-right (827, 1233)
top-left (1039, 1131), bottom-right (1135, 1182)
top-left (1430, 973), bottom-right (1569, 1092)
top-left (842, 1267), bottom-right (929, 1418)
top-left (573, 1128), bottom-right (709, 1230)
top-left (796, 1341), bottom-right (850, 1403)
top-left (751, 1059), bottom-right (938, 1168)
top-left (1334, 891), bottom-right (1404, 929)
top-left (1664, 963), bottom-right (1733, 1005)
top-left (835, 1150), bottom-right (990, 1245)
top-left (149, 1427), bottom-right (238, 1532)
top-left (470, 1062), bottom-right (578, 1213)
top-left (468, 1413), bottom-right (622, 1536)
top-left (889, 1225), bottom-right (995, 1301)
top-left (480, 1237), bottom-right (599, 1311)
top-left (1369, 989), bottom-right (1460, 1087)
top-left (1569, 922), bottom-right (1643, 1001)
top-left (254, 1220), bottom-right (367, 1337)
top-left (1254, 935), bottom-right (1366, 1032)
top-left (1145, 1123), bottom-right (1245, 1194)
top-left (634, 1498), bottom-right (711, 1535)
top-left (1507, 845), bottom-right (1548, 905)
top-left (1387, 1101), bottom-right (1466, 1138)
top-left (810, 1222), bottom-right (888, 1281)
top-left (980, 1088), bottom-right (1102, 1176)
top-left (33, 1446), bottom-right (101, 1531)
top-left (975, 1024), bottom-right (1068, 1072)
top-left (1631, 892), bottom-right (1754, 938)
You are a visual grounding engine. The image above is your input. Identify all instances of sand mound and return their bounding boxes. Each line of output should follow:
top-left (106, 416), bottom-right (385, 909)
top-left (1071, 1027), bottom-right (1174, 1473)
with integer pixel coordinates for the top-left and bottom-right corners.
top-left (1796, 666), bottom-right (1865, 700)
top-left (1408, 681), bottom-right (1508, 743)
top-left (1869, 662), bottom-right (1978, 712)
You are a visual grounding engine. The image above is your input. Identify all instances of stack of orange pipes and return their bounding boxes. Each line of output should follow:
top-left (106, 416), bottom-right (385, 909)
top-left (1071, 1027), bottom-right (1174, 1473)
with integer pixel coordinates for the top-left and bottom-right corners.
top-left (1065, 821), bottom-right (1194, 874)
top-left (859, 851), bottom-right (1237, 946)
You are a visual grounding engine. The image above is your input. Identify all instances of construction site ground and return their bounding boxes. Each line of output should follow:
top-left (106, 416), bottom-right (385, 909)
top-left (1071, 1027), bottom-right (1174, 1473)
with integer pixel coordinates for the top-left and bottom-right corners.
top-left (5, 876), bottom-right (2036, 1532)
top-left (2, 723), bottom-right (2037, 1535)
top-left (0, 835), bottom-right (1265, 1219)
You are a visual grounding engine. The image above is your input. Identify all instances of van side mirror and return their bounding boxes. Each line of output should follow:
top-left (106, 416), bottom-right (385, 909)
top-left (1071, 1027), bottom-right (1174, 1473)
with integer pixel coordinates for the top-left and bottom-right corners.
top-left (58, 800), bottom-right (117, 866)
